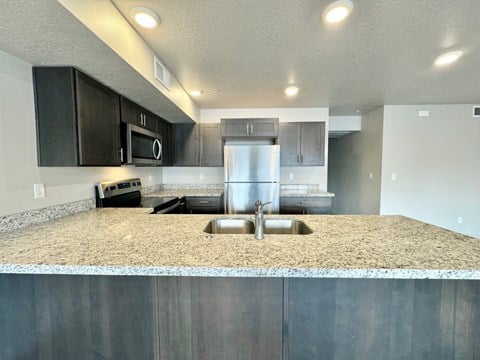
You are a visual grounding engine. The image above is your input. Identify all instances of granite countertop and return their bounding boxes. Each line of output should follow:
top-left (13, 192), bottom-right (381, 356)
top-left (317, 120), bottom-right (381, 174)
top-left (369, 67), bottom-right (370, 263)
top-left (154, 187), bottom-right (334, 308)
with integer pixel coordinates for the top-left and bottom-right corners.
top-left (145, 188), bottom-right (334, 198)
top-left (146, 189), bottom-right (223, 198)
top-left (0, 209), bottom-right (479, 279)
top-left (280, 189), bottom-right (334, 197)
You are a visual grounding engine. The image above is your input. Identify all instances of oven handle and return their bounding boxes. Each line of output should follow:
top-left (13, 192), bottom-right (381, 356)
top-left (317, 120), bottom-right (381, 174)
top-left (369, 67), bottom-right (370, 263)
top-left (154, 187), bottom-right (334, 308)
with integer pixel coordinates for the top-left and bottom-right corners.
top-left (155, 200), bottom-right (181, 214)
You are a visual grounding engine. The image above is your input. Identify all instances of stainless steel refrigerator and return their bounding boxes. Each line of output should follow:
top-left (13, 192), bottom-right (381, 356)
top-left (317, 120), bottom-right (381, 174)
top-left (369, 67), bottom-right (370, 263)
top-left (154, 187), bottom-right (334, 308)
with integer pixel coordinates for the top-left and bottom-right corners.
top-left (224, 144), bottom-right (280, 214)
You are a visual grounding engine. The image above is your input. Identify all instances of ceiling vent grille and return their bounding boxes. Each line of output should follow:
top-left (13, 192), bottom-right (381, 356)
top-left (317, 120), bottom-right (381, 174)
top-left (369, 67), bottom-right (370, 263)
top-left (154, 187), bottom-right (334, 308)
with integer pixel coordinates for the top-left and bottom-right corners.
top-left (154, 56), bottom-right (171, 90)
top-left (473, 105), bottom-right (480, 117)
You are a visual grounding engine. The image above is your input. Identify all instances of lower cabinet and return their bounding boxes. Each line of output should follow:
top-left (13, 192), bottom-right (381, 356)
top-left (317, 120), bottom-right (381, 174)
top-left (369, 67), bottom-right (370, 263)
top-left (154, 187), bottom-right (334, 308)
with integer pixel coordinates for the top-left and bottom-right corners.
top-left (186, 196), bottom-right (223, 214)
top-left (2, 275), bottom-right (479, 360)
top-left (280, 196), bottom-right (332, 214)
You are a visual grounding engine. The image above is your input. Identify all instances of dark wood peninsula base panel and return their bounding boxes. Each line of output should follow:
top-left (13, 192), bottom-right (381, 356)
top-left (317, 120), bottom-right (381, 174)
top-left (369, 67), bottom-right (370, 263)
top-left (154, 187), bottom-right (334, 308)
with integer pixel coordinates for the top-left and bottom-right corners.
top-left (1, 275), bottom-right (479, 359)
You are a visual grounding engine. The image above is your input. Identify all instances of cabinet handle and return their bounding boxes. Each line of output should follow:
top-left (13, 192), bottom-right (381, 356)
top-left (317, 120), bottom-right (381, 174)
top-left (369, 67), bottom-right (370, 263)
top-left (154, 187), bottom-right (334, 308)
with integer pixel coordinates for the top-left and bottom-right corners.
top-left (250, 124), bottom-right (254, 135)
top-left (299, 201), bottom-right (311, 205)
top-left (246, 124), bottom-right (250, 135)
top-left (119, 148), bottom-right (124, 162)
top-left (199, 200), bottom-right (209, 204)
top-left (144, 115), bottom-right (147, 128)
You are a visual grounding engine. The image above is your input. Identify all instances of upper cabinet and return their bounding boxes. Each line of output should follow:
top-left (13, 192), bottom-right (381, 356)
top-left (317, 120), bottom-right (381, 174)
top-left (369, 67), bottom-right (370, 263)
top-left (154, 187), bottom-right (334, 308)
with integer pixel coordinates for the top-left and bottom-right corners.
top-left (34, 67), bottom-right (121, 166)
top-left (279, 122), bottom-right (325, 166)
top-left (199, 124), bottom-right (223, 166)
top-left (173, 124), bottom-right (199, 166)
top-left (120, 97), bottom-right (157, 133)
top-left (221, 118), bottom-right (279, 138)
top-left (173, 123), bottom-right (223, 167)
top-left (157, 119), bottom-right (173, 166)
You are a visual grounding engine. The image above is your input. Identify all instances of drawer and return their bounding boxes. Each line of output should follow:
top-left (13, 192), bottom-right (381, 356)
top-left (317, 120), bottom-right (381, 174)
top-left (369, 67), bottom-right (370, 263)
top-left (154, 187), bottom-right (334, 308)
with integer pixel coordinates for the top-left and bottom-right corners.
top-left (280, 197), bottom-right (332, 208)
top-left (186, 196), bottom-right (222, 208)
top-left (280, 196), bottom-right (332, 215)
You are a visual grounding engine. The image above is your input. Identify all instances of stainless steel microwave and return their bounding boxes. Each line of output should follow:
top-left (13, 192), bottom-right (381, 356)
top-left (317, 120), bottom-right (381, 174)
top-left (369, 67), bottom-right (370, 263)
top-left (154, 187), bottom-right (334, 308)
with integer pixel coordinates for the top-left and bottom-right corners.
top-left (122, 123), bottom-right (163, 165)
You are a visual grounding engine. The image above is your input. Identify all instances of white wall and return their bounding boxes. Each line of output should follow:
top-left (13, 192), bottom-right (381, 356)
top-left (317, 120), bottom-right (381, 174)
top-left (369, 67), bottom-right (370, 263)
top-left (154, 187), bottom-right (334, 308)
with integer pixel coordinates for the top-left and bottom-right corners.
top-left (162, 107), bottom-right (330, 187)
top-left (380, 105), bottom-right (480, 238)
top-left (0, 50), bottom-right (163, 216)
top-left (328, 107), bottom-right (384, 214)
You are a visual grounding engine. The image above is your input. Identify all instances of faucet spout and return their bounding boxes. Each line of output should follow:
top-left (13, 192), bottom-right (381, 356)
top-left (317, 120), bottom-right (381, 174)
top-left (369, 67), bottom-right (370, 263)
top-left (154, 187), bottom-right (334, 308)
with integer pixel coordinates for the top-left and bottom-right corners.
top-left (254, 200), bottom-right (271, 240)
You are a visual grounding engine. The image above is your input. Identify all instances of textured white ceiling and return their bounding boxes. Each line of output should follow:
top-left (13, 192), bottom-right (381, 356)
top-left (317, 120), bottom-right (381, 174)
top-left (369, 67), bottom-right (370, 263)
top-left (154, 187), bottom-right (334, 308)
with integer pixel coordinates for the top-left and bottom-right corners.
top-left (1, 0), bottom-right (479, 117)
top-left (111, 0), bottom-right (480, 113)
top-left (0, 0), bottom-right (194, 123)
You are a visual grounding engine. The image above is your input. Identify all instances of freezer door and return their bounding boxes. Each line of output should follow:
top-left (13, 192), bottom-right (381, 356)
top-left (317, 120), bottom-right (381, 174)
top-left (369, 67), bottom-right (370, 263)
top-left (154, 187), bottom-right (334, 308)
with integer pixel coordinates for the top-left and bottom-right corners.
top-left (225, 183), bottom-right (280, 214)
top-left (224, 145), bottom-right (280, 182)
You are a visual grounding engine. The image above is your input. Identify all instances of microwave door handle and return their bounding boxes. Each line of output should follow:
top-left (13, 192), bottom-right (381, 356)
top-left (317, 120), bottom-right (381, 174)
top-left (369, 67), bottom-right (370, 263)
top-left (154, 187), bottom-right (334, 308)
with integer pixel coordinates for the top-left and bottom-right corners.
top-left (153, 139), bottom-right (161, 160)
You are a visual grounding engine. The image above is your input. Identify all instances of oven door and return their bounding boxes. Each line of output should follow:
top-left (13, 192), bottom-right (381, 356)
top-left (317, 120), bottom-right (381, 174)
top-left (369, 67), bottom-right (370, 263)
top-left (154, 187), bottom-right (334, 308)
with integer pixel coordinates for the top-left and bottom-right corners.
top-left (125, 123), bottom-right (162, 165)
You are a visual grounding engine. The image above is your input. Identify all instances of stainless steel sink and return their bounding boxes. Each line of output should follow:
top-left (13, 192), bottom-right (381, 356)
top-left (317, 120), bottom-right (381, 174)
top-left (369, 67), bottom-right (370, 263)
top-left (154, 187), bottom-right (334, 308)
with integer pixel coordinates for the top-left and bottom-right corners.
top-left (264, 218), bottom-right (313, 235)
top-left (204, 218), bottom-right (313, 235)
top-left (204, 218), bottom-right (255, 234)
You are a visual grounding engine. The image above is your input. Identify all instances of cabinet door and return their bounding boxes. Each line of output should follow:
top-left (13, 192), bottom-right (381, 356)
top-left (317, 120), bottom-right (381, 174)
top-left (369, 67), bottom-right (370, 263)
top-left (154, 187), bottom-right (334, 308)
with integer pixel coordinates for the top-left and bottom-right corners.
top-left (157, 120), bottom-right (172, 166)
top-left (34, 67), bottom-right (79, 166)
top-left (75, 71), bottom-right (121, 166)
top-left (120, 97), bottom-right (141, 127)
top-left (221, 119), bottom-right (250, 137)
top-left (157, 277), bottom-right (283, 360)
top-left (249, 118), bottom-right (279, 137)
top-left (279, 123), bottom-right (300, 165)
top-left (140, 110), bottom-right (157, 133)
top-left (200, 124), bottom-right (223, 166)
top-left (300, 122), bottom-right (325, 166)
top-left (174, 124), bottom-right (200, 166)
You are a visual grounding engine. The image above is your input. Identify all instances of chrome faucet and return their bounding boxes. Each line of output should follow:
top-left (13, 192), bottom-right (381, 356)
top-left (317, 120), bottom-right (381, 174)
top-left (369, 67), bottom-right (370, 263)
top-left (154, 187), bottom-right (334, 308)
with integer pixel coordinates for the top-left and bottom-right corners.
top-left (254, 200), bottom-right (272, 240)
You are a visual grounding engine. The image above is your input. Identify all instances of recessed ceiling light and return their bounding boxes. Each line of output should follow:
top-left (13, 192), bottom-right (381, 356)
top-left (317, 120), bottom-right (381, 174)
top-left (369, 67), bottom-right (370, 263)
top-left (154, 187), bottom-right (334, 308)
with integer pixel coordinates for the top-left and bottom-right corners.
top-left (285, 86), bottom-right (299, 97)
top-left (322, 0), bottom-right (354, 24)
top-left (190, 89), bottom-right (203, 97)
top-left (434, 50), bottom-right (463, 67)
top-left (130, 7), bottom-right (160, 29)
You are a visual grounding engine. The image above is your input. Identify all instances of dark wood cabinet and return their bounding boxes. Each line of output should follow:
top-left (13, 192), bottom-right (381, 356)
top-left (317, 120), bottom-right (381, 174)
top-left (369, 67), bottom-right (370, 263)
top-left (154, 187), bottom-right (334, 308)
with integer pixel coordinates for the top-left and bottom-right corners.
top-left (157, 277), bottom-right (283, 360)
top-left (34, 67), bottom-right (121, 166)
top-left (173, 124), bottom-right (223, 166)
top-left (157, 119), bottom-right (173, 166)
top-left (285, 278), bottom-right (480, 360)
top-left (2, 275), bottom-right (479, 359)
top-left (278, 122), bottom-right (325, 166)
top-left (280, 196), bottom-right (332, 214)
top-left (221, 118), bottom-right (279, 138)
top-left (120, 97), bottom-right (157, 133)
top-left (185, 196), bottom-right (223, 214)
top-left (200, 124), bottom-right (223, 166)
top-left (173, 124), bottom-right (200, 166)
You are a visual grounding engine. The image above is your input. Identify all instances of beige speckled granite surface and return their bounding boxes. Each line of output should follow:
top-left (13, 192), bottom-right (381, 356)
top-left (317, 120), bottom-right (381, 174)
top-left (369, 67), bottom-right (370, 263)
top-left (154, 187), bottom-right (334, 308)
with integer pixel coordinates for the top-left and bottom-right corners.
top-left (0, 209), bottom-right (479, 278)
top-left (280, 189), bottom-right (334, 197)
top-left (146, 189), bottom-right (224, 198)
top-left (145, 188), bottom-right (334, 198)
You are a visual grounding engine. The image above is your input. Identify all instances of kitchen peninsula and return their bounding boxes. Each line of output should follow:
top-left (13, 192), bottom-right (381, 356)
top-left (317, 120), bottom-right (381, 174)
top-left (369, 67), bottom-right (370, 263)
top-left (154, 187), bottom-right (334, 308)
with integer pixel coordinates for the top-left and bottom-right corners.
top-left (0, 209), bottom-right (479, 359)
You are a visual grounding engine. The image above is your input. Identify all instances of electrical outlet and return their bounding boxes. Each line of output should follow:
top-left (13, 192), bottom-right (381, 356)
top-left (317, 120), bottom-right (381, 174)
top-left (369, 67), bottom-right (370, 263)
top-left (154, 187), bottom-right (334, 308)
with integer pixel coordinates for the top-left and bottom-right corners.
top-left (369, 172), bottom-right (373, 180)
top-left (289, 173), bottom-right (294, 180)
top-left (200, 173), bottom-right (204, 180)
top-left (148, 174), bottom-right (153, 183)
top-left (457, 216), bottom-right (464, 224)
top-left (34, 183), bottom-right (45, 199)
top-left (391, 173), bottom-right (397, 181)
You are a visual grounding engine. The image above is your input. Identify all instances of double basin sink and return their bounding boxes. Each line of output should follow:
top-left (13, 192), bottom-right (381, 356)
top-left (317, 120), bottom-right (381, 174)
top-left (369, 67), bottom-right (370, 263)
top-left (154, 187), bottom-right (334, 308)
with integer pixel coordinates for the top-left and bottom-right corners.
top-left (204, 218), bottom-right (313, 235)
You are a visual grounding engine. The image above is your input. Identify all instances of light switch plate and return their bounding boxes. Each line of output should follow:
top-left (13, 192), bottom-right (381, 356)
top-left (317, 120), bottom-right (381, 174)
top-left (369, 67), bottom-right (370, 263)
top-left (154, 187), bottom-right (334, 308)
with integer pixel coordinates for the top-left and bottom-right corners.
top-left (34, 183), bottom-right (45, 199)
top-left (289, 173), bottom-right (294, 180)
top-left (391, 173), bottom-right (397, 181)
